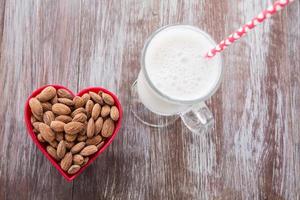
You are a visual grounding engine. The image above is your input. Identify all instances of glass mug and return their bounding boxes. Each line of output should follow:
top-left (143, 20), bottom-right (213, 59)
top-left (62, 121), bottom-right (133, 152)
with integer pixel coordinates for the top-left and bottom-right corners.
top-left (130, 25), bottom-right (223, 133)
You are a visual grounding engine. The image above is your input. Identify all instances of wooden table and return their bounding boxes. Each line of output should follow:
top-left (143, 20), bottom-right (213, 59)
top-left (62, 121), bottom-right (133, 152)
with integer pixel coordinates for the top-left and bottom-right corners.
top-left (0, 0), bottom-right (299, 199)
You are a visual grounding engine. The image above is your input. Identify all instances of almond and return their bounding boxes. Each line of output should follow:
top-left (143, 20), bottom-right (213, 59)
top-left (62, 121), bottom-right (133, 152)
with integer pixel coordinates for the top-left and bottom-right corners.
top-left (37, 134), bottom-right (45, 142)
top-left (65, 134), bottom-right (77, 142)
top-left (49, 140), bottom-right (58, 148)
top-left (39, 123), bottom-right (55, 142)
top-left (85, 100), bottom-right (94, 118)
top-left (65, 141), bottom-right (75, 149)
top-left (70, 142), bottom-right (86, 154)
top-left (57, 140), bottom-right (66, 159)
top-left (32, 112), bottom-right (43, 122)
top-left (29, 98), bottom-right (43, 119)
top-left (89, 91), bottom-right (103, 104)
top-left (33, 128), bottom-right (39, 133)
top-left (95, 117), bottom-right (104, 135)
top-left (41, 102), bottom-right (52, 112)
top-left (58, 98), bottom-right (75, 106)
top-left (96, 141), bottom-right (105, 150)
top-left (77, 135), bottom-right (87, 142)
top-left (68, 165), bottom-right (81, 174)
top-left (51, 95), bottom-right (58, 104)
top-left (55, 132), bottom-right (64, 142)
top-left (72, 113), bottom-right (87, 123)
top-left (52, 103), bottom-right (71, 115)
top-left (87, 118), bottom-right (95, 138)
top-left (79, 125), bottom-right (87, 135)
top-left (73, 154), bottom-right (84, 165)
top-left (55, 115), bottom-right (73, 123)
top-left (110, 106), bottom-right (119, 121)
top-left (102, 92), bottom-right (115, 105)
top-left (64, 122), bottom-right (84, 135)
top-left (47, 146), bottom-right (60, 161)
top-left (71, 107), bottom-right (87, 118)
top-left (30, 115), bottom-right (37, 123)
top-left (91, 103), bottom-right (101, 120)
top-left (57, 88), bottom-right (73, 99)
top-left (81, 93), bottom-right (90, 105)
top-left (101, 118), bottom-right (115, 137)
top-left (36, 86), bottom-right (56, 102)
top-left (50, 121), bottom-right (65, 132)
top-left (73, 96), bottom-right (85, 109)
top-left (82, 157), bottom-right (89, 166)
top-left (60, 152), bottom-right (73, 171)
top-left (43, 111), bottom-right (55, 125)
top-left (80, 145), bottom-right (98, 156)
top-left (86, 135), bottom-right (102, 145)
top-left (32, 122), bottom-right (42, 132)
top-left (101, 105), bottom-right (110, 117)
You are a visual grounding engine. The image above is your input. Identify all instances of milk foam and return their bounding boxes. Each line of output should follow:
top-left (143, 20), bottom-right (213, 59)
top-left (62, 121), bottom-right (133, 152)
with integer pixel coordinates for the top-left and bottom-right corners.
top-left (144, 26), bottom-right (222, 101)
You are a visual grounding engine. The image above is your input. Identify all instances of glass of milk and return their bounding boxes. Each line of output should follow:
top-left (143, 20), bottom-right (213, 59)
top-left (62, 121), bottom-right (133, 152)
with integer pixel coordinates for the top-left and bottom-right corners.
top-left (130, 25), bottom-right (223, 133)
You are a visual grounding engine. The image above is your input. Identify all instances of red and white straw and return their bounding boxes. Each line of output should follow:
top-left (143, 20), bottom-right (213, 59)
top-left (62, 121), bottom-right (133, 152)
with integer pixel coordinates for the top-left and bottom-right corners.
top-left (205, 0), bottom-right (294, 58)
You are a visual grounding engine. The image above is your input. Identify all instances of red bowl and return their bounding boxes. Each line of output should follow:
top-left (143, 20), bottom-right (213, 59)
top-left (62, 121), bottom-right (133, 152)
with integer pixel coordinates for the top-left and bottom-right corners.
top-left (24, 85), bottom-right (123, 181)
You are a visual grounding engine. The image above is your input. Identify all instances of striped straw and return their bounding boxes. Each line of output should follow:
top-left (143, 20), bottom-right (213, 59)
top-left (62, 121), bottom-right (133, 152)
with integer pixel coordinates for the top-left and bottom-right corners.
top-left (205, 0), bottom-right (294, 58)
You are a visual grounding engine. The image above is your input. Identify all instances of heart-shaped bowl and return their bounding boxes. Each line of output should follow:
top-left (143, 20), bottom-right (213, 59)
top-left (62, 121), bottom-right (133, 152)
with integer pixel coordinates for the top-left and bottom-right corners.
top-left (24, 85), bottom-right (123, 181)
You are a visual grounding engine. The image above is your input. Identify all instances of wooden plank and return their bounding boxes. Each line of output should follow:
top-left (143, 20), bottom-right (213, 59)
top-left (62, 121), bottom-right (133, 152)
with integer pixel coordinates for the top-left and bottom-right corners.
top-left (0, 0), bottom-right (5, 58)
top-left (207, 0), bottom-right (300, 199)
top-left (0, 0), bottom-right (81, 199)
top-left (73, 0), bottom-right (151, 199)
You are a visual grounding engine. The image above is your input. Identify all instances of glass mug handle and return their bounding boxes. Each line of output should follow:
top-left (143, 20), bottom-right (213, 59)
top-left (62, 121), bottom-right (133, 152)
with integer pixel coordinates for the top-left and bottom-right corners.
top-left (180, 102), bottom-right (214, 133)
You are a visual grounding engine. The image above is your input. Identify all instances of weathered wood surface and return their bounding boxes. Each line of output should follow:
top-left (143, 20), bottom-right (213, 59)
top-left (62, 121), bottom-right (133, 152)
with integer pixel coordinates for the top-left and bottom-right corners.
top-left (0, 0), bottom-right (299, 199)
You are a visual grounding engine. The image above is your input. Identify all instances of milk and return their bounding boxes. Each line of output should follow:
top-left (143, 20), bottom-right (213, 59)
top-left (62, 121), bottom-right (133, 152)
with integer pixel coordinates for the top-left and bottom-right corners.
top-left (137, 26), bottom-right (222, 115)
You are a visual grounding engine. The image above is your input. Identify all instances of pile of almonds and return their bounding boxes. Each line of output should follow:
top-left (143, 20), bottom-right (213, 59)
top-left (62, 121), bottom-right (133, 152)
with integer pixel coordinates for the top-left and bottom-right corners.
top-left (29, 86), bottom-right (119, 175)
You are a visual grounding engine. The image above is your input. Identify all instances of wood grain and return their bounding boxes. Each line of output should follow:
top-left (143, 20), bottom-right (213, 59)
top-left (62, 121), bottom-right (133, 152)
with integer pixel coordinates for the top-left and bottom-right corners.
top-left (0, 0), bottom-right (299, 199)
